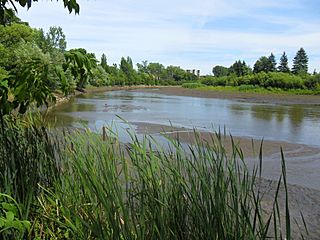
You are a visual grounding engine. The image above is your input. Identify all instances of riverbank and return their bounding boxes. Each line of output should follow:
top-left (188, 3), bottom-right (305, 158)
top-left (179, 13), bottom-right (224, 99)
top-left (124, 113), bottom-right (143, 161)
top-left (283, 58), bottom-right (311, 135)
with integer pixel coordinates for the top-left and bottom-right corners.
top-left (134, 86), bottom-right (320, 105)
top-left (133, 121), bottom-right (320, 238)
top-left (49, 85), bottom-right (160, 110)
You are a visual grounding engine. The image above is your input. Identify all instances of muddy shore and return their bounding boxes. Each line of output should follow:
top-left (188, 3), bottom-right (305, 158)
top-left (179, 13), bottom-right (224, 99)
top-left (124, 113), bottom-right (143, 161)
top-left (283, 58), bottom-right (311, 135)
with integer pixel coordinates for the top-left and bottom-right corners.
top-left (133, 121), bottom-right (320, 239)
top-left (134, 86), bottom-right (320, 105)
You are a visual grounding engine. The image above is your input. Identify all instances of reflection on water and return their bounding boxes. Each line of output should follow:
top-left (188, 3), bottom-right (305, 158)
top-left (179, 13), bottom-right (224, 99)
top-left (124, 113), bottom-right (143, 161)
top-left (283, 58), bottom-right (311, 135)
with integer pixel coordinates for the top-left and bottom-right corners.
top-left (47, 90), bottom-right (320, 147)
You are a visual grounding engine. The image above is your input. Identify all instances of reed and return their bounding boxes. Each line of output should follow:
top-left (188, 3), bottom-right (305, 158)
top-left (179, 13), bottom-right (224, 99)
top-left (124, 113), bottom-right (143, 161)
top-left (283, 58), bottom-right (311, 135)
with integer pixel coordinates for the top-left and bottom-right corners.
top-left (39, 127), bottom-right (304, 239)
top-left (0, 116), bottom-right (308, 239)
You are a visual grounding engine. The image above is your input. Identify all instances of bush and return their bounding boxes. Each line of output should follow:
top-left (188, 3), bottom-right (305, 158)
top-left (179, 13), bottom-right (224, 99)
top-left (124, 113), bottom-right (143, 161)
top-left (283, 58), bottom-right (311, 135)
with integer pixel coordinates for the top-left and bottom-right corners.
top-left (182, 82), bottom-right (205, 88)
top-left (264, 72), bottom-right (304, 89)
top-left (238, 84), bottom-right (259, 91)
top-left (304, 74), bottom-right (320, 90)
top-left (200, 76), bottom-right (229, 86)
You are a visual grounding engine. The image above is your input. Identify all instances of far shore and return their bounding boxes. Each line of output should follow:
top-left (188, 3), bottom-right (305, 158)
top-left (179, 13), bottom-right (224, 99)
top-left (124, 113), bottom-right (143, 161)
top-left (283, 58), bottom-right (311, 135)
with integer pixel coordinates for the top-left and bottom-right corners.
top-left (133, 86), bottom-right (320, 105)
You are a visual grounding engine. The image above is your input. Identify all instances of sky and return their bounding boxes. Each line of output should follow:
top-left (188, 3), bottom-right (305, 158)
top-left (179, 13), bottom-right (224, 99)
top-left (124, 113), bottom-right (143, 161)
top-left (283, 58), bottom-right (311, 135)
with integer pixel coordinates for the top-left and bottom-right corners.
top-left (17, 0), bottom-right (320, 74)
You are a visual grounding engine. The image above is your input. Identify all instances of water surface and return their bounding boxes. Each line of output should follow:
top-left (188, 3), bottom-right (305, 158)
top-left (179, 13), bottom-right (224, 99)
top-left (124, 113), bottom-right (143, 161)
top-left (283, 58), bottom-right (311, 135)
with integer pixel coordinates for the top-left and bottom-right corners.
top-left (48, 89), bottom-right (320, 147)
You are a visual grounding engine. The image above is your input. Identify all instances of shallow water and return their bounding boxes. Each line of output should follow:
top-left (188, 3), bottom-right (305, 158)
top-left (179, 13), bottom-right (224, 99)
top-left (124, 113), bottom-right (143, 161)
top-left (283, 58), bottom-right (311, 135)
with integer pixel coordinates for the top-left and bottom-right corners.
top-left (47, 89), bottom-right (320, 147)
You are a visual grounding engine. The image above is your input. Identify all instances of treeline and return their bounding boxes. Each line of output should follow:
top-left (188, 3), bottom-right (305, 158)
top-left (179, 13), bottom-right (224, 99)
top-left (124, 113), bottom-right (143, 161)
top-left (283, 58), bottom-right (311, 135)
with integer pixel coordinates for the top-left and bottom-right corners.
top-left (96, 55), bottom-right (198, 87)
top-left (203, 50), bottom-right (320, 91)
top-left (0, 15), bottom-right (197, 115)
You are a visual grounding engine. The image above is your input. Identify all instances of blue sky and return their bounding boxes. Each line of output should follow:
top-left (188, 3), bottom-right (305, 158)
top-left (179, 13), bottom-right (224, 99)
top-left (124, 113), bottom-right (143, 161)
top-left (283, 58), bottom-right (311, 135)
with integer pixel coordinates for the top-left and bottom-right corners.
top-left (17, 0), bottom-right (320, 74)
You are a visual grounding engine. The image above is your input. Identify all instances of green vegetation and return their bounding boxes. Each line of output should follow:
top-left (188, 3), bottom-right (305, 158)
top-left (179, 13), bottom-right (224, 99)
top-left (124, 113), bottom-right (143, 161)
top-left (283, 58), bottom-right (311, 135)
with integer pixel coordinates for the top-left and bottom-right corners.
top-left (1, 10), bottom-right (319, 117)
top-left (0, 12), bottom-right (200, 115)
top-left (203, 49), bottom-right (320, 95)
top-left (0, 114), bottom-right (308, 239)
top-left (181, 82), bottom-right (206, 88)
top-left (0, 3), bottom-right (315, 239)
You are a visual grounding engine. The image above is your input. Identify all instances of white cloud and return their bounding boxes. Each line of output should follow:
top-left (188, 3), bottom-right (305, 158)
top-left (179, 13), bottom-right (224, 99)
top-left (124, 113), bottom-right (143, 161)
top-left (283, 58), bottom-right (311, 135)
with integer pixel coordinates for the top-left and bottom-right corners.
top-left (16, 0), bottom-right (320, 73)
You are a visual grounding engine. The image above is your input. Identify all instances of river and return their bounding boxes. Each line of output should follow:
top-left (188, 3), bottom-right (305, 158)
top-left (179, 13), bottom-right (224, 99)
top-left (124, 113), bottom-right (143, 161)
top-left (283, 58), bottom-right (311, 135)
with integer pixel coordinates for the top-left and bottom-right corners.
top-left (48, 89), bottom-right (320, 147)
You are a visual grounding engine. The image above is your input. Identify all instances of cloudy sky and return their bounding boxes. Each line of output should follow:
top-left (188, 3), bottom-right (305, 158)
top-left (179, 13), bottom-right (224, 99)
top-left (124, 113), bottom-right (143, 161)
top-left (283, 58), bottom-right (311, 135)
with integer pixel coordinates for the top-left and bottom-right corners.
top-left (17, 0), bottom-right (320, 74)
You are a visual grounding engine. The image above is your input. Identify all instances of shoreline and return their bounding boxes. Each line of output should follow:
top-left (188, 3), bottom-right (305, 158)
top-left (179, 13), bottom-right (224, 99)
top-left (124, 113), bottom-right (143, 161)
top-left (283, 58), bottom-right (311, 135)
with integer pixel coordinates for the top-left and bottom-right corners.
top-left (133, 121), bottom-right (320, 189)
top-left (133, 121), bottom-right (320, 238)
top-left (48, 85), bottom-right (160, 111)
top-left (133, 86), bottom-right (320, 105)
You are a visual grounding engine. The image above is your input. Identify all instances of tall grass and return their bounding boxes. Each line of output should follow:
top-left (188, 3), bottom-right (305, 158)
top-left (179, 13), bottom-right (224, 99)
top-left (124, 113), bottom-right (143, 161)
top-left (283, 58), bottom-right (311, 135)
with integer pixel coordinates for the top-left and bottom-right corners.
top-left (0, 114), bottom-right (59, 217)
top-left (0, 116), bottom-right (308, 239)
top-left (37, 128), bottom-right (304, 239)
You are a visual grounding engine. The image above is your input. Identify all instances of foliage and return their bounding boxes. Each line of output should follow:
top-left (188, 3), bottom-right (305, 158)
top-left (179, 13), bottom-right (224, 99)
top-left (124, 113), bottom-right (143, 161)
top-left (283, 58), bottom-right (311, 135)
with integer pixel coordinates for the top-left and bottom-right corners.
top-left (253, 55), bottom-right (274, 73)
top-left (100, 53), bottom-right (108, 70)
top-left (200, 72), bottom-right (309, 91)
top-left (182, 82), bottom-right (206, 88)
top-left (26, 126), bottom-right (305, 239)
top-left (278, 52), bottom-right (290, 73)
top-left (89, 65), bottom-right (109, 87)
top-left (35, 26), bottom-right (67, 53)
top-left (229, 60), bottom-right (251, 77)
top-left (63, 48), bottom-right (97, 90)
top-left (212, 65), bottom-right (229, 77)
top-left (292, 48), bottom-right (308, 75)
top-left (0, 193), bottom-right (31, 238)
top-left (268, 53), bottom-right (277, 71)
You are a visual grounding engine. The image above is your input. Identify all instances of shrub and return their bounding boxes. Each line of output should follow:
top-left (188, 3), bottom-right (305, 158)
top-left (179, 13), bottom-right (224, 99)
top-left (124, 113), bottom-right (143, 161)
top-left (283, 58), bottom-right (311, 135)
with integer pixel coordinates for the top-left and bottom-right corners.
top-left (182, 82), bottom-right (205, 88)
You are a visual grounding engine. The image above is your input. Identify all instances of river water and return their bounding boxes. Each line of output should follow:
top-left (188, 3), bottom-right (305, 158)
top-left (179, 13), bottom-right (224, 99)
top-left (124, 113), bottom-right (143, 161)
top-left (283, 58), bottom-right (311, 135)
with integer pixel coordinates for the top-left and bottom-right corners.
top-left (48, 89), bottom-right (320, 147)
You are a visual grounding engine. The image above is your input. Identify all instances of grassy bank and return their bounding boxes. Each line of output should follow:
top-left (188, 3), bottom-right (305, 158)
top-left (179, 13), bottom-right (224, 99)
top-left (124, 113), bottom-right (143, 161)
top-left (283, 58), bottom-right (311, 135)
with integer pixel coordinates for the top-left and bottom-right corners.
top-left (0, 115), bottom-right (308, 239)
top-left (182, 83), bottom-right (320, 95)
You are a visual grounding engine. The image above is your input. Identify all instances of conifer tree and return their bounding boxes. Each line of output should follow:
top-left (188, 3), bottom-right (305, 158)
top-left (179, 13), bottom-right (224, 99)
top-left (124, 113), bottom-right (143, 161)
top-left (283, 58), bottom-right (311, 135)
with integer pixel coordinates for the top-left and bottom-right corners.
top-left (292, 48), bottom-right (308, 74)
top-left (268, 53), bottom-right (277, 72)
top-left (101, 53), bottom-right (108, 70)
top-left (278, 52), bottom-right (290, 73)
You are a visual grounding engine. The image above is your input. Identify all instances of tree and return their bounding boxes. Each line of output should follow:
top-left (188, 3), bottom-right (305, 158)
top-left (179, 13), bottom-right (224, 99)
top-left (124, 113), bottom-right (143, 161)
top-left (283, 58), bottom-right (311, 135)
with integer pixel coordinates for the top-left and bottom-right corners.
top-left (253, 56), bottom-right (272, 73)
top-left (137, 60), bottom-right (148, 74)
top-left (278, 52), bottom-right (290, 73)
top-left (268, 53), bottom-right (277, 72)
top-left (212, 65), bottom-right (229, 77)
top-left (0, 0), bottom-right (80, 115)
top-left (292, 48), bottom-right (308, 75)
top-left (100, 53), bottom-right (107, 70)
top-left (229, 60), bottom-right (250, 77)
top-left (120, 56), bottom-right (136, 85)
top-left (147, 62), bottom-right (165, 81)
top-left (0, 0), bottom-right (80, 25)
top-left (35, 26), bottom-right (66, 53)
top-left (63, 48), bottom-right (97, 90)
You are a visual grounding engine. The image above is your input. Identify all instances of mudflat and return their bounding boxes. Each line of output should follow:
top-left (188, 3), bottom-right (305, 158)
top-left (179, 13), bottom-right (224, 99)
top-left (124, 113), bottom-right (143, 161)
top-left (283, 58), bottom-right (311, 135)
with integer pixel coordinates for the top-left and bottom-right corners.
top-left (134, 86), bottom-right (320, 105)
top-left (133, 121), bottom-right (320, 239)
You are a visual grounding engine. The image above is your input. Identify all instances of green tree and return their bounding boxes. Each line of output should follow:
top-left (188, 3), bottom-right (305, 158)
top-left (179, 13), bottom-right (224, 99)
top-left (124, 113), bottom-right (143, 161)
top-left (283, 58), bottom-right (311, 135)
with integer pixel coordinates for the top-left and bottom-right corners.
top-left (268, 53), bottom-right (277, 72)
top-left (253, 56), bottom-right (272, 73)
top-left (278, 52), bottom-right (290, 73)
top-left (63, 48), bottom-right (97, 91)
top-left (212, 65), bottom-right (229, 77)
top-left (120, 56), bottom-right (137, 85)
top-left (147, 62), bottom-right (165, 82)
top-left (35, 26), bottom-right (67, 53)
top-left (137, 60), bottom-right (148, 74)
top-left (229, 60), bottom-right (250, 77)
top-left (100, 53), bottom-right (108, 70)
top-left (0, 0), bottom-right (80, 25)
top-left (292, 48), bottom-right (308, 75)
